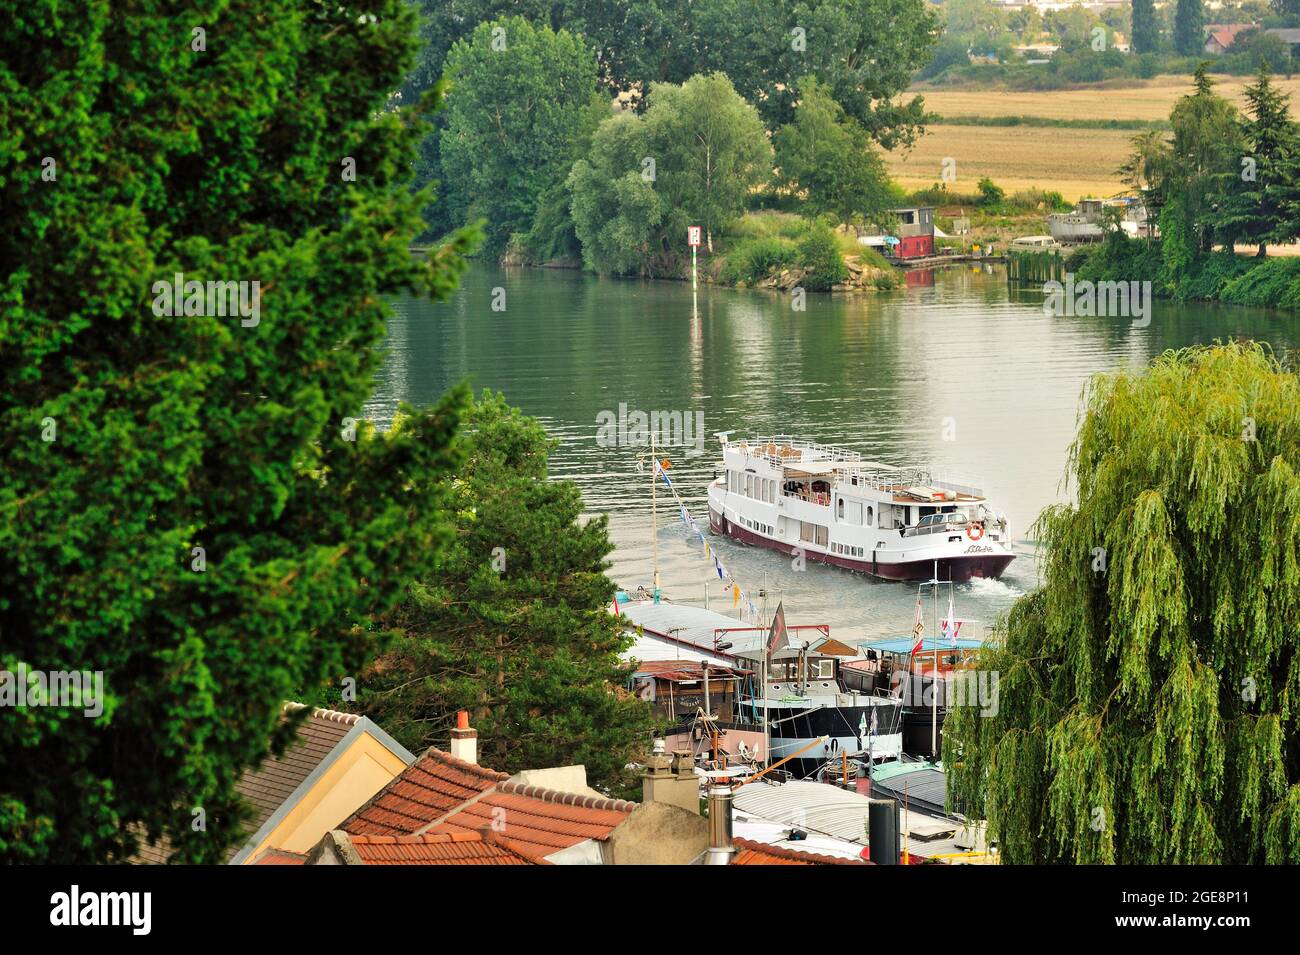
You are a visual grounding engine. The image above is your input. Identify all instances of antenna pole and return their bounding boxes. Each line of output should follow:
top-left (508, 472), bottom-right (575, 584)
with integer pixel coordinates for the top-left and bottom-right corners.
top-left (932, 559), bottom-right (939, 761)
top-left (651, 431), bottom-right (660, 601)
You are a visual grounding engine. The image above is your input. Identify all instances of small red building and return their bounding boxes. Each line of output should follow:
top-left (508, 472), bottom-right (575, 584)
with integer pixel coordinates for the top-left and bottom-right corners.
top-left (891, 206), bottom-right (935, 259)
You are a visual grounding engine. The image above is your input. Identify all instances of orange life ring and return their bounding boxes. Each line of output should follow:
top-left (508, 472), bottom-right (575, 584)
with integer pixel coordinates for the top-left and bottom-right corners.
top-left (966, 521), bottom-right (984, 541)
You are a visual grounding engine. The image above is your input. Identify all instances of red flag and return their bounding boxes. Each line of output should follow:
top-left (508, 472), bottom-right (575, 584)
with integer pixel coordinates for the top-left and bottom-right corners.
top-left (910, 597), bottom-right (925, 656)
top-left (767, 602), bottom-right (788, 657)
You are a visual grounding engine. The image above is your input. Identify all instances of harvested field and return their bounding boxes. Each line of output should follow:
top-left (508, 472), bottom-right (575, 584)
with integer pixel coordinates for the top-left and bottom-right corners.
top-left (888, 75), bottom-right (1300, 202)
top-left (885, 123), bottom-right (1133, 201)
top-left (913, 75), bottom-right (1300, 124)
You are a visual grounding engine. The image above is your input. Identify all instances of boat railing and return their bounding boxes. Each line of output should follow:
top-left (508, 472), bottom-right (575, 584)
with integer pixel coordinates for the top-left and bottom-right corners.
top-left (837, 465), bottom-right (931, 492)
top-left (902, 513), bottom-right (977, 537)
top-left (736, 435), bottom-right (863, 467)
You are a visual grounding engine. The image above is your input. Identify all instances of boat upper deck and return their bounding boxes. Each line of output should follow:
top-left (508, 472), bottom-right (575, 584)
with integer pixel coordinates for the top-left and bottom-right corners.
top-left (723, 436), bottom-right (986, 503)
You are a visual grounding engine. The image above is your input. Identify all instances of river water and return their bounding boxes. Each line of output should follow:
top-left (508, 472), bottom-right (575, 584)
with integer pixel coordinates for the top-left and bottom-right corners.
top-left (368, 263), bottom-right (1296, 643)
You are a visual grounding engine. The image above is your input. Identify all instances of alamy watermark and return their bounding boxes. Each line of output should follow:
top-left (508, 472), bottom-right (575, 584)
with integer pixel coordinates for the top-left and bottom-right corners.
top-left (596, 403), bottom-right (705, 457)
top-left (151, 271), bottom-right (261, 327)
top-left (1043, 274), bottom-right (1151, 327)
top-left (0, 663), bottom-right (104, 717)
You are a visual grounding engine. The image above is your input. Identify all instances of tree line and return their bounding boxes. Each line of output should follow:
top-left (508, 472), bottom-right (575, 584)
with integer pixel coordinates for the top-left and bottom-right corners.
top-left (1079, 64), bottom-right (1300, 309)
top-left (419, 3), bottom-right (939, 271)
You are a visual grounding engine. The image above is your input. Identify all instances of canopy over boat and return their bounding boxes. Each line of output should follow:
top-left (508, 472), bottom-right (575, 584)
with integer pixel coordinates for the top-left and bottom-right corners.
top-left (860, 636), bottom-right (986, 655)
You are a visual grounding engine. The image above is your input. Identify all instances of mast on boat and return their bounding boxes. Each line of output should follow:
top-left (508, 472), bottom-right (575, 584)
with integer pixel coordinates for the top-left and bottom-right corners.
top-left (651, 431), bottom-right (659, 601)
top-left (914, 559), bottom-right (946, 761)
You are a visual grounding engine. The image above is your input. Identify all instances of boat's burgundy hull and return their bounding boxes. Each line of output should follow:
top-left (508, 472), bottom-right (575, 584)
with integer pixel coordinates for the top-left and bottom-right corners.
top-left (709, 508), bottom-right (1014, 582)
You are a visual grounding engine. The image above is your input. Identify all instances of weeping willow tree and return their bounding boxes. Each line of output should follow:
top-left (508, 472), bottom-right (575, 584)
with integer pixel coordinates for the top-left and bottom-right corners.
top-left (946, 342), bottom-right (1300, 864)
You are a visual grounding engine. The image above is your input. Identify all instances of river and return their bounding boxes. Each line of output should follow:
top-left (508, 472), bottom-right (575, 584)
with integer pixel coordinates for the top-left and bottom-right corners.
top-left (367, 263), bottom-right (1297, 643)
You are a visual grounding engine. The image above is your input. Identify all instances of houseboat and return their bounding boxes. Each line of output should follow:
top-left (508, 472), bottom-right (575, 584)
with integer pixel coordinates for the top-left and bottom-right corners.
top-left (619, 600), bottom-right (904, 781)
top-left (706, 435), bottom-right (1015, 583)
top-left (842, 634), bottom-right (988, 759)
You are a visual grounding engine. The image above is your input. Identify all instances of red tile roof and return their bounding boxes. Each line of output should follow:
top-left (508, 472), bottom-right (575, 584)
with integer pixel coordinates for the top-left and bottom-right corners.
top-left (428, 782), bottom-right (635, 857)
top-left (342, 830), bottom-right (547, 865)
top-left (341, 747), bottom-right (509, 836)
top-left (1206, 24), bottom-right (1253, 49)
top-left (341, 748), bottom-right (636, 858)
top-left (731, 838), bottom-right (869, 865)
top-left (251, 849), bottom-right (308, 865)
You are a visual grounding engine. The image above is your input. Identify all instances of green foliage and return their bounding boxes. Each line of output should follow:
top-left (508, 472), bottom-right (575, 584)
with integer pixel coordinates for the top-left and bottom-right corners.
top-left (403, 0), bottom-right (937, 148)
top-left (355, 393), bottom-right (654, 795)
top-left (1072, 232), bottom-right (1163, 286)
top-left (1171, 249), bottom-right (1256, 301)
top-left (1219, 257), bottom-right (1300, 307)
top-left (977, 177), bottom-right (1007, 208)
top-left (795, 221), bottom-right (850, 290)
top-left (947, 343), bottom-right (1300, 864)
top-left (567, 113), bottom-right (664, 275)
top-left (774, 76), bottom-right (895, 228)
top-left (1206, 67), bottom-right (1299, 253)
top-left (1, 0), bottom-right (479, 862)
top-left (515, 96), bottom-right (612, 265)
top-left (643, 73), bottom-right (773, 248)
top-left (569, 73), bottom-right (770, 275)
top-left (718, 236), bottom-right (799, 284)
top-left (1221, 28), bottom-right (1294, 75)
top-left (1174, 0), bottom-right (1207, 57)
top-left (1169, 66), bottom-right (1244, 253)
top-left (1131, 0), bottom-right (1159, 54)
top-left (439, 17), bottom-right (600, 258)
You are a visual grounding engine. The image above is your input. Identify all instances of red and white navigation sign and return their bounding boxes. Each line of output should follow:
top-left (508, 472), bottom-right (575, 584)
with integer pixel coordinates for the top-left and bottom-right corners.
top-left (687, 226), bottom-right (701, 247)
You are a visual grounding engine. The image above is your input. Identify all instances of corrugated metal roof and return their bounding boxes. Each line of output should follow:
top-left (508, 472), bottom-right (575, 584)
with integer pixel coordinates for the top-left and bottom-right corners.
top-left (731, 778), bottom-right (991, 861)
top-left (621, 601), bottom-right (765, 655)
top-left (732, 780), bottom-right (875, 845)
top-left (870, 766), bottom-right (948, 816)
top-left (623, 630), bottom-right (737, 668)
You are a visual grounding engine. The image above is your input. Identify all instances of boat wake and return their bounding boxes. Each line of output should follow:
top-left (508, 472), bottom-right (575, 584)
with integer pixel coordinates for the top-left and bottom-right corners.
top-left (963, 576), bottom-right (1023, 601)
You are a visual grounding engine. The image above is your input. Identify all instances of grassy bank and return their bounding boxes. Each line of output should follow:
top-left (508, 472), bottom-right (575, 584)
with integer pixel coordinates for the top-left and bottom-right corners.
top-left (713, 212), bottom-right (901, 292)
top-left (1022, 233), bottom-right (1300, 311)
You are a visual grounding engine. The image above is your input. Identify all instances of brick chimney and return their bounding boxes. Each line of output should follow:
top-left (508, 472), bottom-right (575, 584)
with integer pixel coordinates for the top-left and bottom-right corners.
top-left (449, 710), bottom-right (478, 765)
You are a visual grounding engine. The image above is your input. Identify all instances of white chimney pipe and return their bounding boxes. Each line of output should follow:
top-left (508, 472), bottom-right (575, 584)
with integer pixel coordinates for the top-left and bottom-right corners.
top-left (449, 710), bottom-right (478, 765)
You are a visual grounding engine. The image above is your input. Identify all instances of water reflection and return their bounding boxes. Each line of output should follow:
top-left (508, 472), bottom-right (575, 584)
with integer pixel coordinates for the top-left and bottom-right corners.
top-left (369, 264), bottom-right (1296, 640)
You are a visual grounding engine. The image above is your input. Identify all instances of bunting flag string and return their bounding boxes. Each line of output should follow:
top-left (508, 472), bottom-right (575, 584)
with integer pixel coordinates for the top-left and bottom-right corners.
top-left (654, 460), bottom-right (759, 622)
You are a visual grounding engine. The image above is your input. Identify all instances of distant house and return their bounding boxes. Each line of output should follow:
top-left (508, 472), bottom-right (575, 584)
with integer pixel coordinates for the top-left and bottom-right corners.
top-left (131, 704), bottom-right (414, 865)
top-left (1265, 27), bottom-right (1300, 56)
top-left (1204, 24), bottom-right (1255, 54)
top-left (890, 207), bottom-right (936, 260)
top-left (1013, 42), bottom-right (1060, 58)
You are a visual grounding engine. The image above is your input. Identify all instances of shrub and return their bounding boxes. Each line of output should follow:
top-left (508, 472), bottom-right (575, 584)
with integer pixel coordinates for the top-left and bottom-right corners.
top-left (1219, 258), bottom-right (1300, 308)
top-left (796, 221), bottom-right (849, 291)
top-left (977, 177), bottom-right (1006, 208)
top-left (718, 235), bottom-right (798, 284)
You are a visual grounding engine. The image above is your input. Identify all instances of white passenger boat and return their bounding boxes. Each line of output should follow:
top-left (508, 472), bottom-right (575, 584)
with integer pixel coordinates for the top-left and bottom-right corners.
top-left (706, 435), bottom-right (1015, 582)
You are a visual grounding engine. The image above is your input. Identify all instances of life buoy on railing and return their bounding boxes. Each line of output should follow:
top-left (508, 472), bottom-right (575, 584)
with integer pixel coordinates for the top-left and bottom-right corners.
top-left (966, 521), bottom-right (984, 541)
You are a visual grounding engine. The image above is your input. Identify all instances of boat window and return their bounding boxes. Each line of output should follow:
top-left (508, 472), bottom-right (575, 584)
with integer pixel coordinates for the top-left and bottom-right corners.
top-left (813, 660), bottom-right (834, 679)
top-left (866, 506), bottom-right (873, 526)
top-left (837, 498), bottom-right (844, 519)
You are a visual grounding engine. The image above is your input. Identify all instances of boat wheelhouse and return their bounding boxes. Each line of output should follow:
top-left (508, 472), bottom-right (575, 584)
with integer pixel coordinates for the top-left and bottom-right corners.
top-left (707, 435), bottom-right (1015, 582)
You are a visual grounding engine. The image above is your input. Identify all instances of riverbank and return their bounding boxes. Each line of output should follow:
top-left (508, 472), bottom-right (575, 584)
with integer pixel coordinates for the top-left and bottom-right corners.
top-left (1007, 234), bottom-right (1300, 311)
